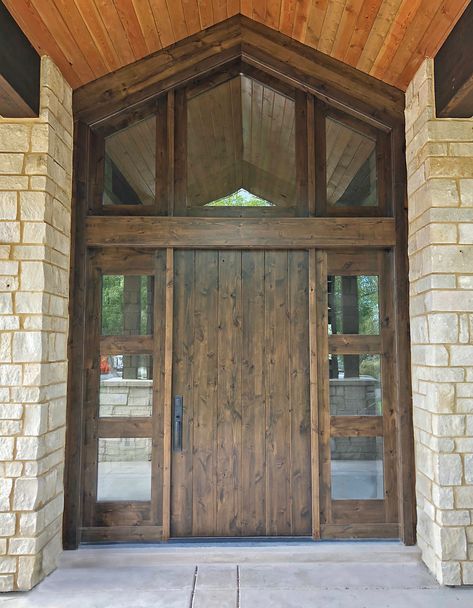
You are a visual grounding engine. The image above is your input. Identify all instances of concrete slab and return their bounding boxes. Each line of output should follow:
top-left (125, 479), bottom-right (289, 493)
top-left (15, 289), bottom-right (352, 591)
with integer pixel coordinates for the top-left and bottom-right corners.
top-left (1, 542), bottom-right (472, 608)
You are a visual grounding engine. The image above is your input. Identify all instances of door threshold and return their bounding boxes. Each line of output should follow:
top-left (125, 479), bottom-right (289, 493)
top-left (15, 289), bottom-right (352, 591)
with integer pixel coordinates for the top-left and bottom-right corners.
top-left (168, 536), bottom-right (316, 545)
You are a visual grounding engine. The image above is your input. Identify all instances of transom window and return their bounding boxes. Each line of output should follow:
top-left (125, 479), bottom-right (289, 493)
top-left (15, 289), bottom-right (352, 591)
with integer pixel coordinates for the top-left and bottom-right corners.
top-left (92, 67), bottom-right (391, 217)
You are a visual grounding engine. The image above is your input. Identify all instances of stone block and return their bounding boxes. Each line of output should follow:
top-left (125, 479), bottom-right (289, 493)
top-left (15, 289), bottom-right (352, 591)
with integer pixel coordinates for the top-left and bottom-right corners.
top-left (0, 513), bottom-right (16, 537)
top-left (0, 438), bottom-right (14, 461)
top-left (0, 478), bottom-right (13, 511)
top-left (454, 486), bottom-right (473, 509)
top-left (0, 222), bottom-right (20, 243)
top-left (460, 179), bottom-right (473, 206)
top-left (12, 478), bottom-right (41, 511)
top-left (427, 313), bottom-right (458, 343)
top-left (12, 332), bottom-right (44, 363)
top-left (0, 124), bottom-right (30, 152)
top-left (0, 191), bottom-right (17, 220)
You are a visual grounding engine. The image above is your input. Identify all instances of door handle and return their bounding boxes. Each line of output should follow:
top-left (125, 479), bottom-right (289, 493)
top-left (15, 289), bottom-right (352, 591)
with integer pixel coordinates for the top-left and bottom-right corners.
top-left (173, 396), bottom-right (183, 452)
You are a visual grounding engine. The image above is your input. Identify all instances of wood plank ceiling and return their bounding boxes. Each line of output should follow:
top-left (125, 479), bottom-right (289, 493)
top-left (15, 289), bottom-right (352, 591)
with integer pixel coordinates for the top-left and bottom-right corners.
top-left (3, 0), bottom-right (469, 91)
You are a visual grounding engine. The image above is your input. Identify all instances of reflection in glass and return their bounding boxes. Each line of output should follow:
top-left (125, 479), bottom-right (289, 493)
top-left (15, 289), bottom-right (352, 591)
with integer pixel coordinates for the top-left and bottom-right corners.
top-left (328, 275), bottom-right (379, 335)
top-left (97, 438), bottom-right (152, 501)
top-left (100, 354), bottom-right (152, 417)
top-left (103, 116), bottom-right (156, 206)
top-left (326, 117), bottom-right (377, 207)
top-left (331, 436), bottom-right (384, 499)
top-left (187, 75), bottom-right (296, 210)
top-left (101, 275), bottom-right (153, 336)
top-left (329, 354), bottom-right (382, 416)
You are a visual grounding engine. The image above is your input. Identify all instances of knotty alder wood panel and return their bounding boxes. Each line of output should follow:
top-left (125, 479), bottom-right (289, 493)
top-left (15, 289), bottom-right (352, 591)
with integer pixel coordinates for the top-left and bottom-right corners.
top-left (5, 3), bottom-right (468, 91)
top-left (85, 217), bottom-right (396, 248)
top-left (171, 249), bottom-right (311, 537)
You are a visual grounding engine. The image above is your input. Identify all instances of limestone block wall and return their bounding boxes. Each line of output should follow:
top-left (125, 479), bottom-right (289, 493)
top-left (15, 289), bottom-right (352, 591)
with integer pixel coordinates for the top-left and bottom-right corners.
top-left (406, 58), bottom-right (473, 585)
top-left (0, 57), bottom-right (72, 591)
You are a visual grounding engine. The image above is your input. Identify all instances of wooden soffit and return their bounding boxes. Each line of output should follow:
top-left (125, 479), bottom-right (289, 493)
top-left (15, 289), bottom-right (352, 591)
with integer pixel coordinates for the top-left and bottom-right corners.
top-left (3, 1), bottom-right (469, 93)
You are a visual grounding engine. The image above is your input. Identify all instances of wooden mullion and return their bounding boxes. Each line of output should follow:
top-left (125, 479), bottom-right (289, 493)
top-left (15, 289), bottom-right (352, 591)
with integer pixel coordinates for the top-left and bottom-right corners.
top-left (81, 525), bottom-right (163, 542)
top-left (90, 130), bottom-right (105, 213)
top-left (82, 254), bottom-right (101, 528)
top-left (156, 95), bottom-right (169, 216)
top-left (331, 500), bottom-right (385, 524)
top-left (315, 250), bottom-right (331, 525)
top-left (328, 334), bottom-right (382, 355)
top-left (100, 335), bottom-right (154, 355)
top-left (321, 523), bottom-right (399, 539)
top-left (307, 96), bottom-right (316, 217)
top-left (97, 418), bottom-right (153, 437)
top-left (173, 89), bottom-right (187, 216)
top-left (152, 250), bottom-right (167, 530)
top-left (96, 204), bottom-right (157, 216)
top-left (330, 416), bottom-right (384, 437)
top-left (381, 249), bottom-right (400, 524)
top-left (93, 248), bottom-right (155, 274)
top-left (162, 249), bottom-right (174, 539)
top-left (327, 250), bottom-right (380, 275)
top-left (295, 89), bottom-right (309, 217)
top-left (314, 99), bottom-right (327, 217)
top-left (308, 249), bottom-right (320, 539)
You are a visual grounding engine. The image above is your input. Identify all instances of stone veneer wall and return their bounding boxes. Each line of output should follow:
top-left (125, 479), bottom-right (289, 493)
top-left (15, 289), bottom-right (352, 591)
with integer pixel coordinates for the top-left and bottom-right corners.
top-left (406, 58), bottom-right (473, 585)
top-left (0, 57), bottom-right (72, 591)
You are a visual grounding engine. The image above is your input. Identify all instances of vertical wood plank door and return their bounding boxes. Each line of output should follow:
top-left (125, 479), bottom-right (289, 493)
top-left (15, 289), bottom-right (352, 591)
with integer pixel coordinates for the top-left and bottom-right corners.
top-left (171, 249), bottom-right (312, 537)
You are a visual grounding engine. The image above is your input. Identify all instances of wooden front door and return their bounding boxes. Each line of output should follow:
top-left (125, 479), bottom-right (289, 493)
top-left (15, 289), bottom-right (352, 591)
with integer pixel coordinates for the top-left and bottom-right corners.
top-left (170, 250), bottom-right (312, 537)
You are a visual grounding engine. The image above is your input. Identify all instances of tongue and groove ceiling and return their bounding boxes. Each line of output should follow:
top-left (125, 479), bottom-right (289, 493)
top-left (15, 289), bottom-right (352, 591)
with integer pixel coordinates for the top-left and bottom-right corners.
top-left (2, 0), bottom-right (469, 91)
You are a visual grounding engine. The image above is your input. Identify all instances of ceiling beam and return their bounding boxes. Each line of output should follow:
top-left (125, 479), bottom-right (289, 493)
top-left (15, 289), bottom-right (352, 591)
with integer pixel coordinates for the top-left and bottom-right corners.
top-left (0, 0), bottom-right (40, 117)
top-left (435, 2), bottom-right (473, 118)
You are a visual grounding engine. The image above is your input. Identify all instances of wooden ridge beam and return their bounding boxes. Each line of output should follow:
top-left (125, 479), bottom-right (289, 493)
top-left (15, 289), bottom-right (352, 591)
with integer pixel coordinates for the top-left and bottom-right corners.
top-left (85, 216), bottom-right (396, 249)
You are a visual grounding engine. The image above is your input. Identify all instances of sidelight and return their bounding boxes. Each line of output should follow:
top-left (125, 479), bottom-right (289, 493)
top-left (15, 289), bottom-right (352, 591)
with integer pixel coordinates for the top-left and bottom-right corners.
top-left (331, 436), bottom-right (384, 500)
top-left (101, 275), bottom-right (153, 336)
top-left (96, 437), bottom-right (152, 502)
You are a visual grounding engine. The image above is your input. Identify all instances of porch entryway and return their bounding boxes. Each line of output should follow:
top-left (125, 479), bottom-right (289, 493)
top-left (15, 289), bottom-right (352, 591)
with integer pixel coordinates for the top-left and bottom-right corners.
top-left (4, 542), bottom-right (473, 608)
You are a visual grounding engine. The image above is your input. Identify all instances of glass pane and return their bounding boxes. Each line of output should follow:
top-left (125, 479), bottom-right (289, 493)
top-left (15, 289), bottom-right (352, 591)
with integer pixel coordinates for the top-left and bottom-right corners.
top-left (100, 354), bottom-right (153, 417)
top-left (331, 436), bottom-right (384, 499)
top-left (187, 75), bottom-right (296, 210)
top-left (326, 117), bottom-right (377, 208)
top-left (329, 354), bottom-right (382, 416)
top-left (97, 438), bottom-right (152, 501)
top-left (103, 116), bottom-right (156, 206)
top-left (101, 275), bottom-right (153, 336)
top-left (328, 275), bottom-right (379, 335)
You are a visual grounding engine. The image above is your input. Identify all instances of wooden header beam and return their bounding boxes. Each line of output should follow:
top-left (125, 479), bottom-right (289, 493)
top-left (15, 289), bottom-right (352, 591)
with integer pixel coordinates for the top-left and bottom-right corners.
top-left (0, 1), bottom-right (40, 117)
top-left (85, 217), bottom-right (396, 249)
top-left (435, 2), bottom-right (473, 118)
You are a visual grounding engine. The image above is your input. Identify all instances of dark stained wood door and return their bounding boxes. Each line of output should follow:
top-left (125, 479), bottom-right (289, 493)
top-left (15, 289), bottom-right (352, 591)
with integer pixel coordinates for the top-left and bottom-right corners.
top-left (171, 249), bottom-right (312, 537)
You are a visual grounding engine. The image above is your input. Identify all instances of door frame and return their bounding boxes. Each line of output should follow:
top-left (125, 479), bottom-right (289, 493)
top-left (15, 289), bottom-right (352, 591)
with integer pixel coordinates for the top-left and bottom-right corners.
top-left (64, 17), bottom-right (414, 548)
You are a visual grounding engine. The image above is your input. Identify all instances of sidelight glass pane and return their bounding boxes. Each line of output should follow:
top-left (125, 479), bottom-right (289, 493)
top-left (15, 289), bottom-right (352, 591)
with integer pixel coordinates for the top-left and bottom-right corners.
top-left (100, 354), bottom-right (153, 417)
top-left (187, 75), bottom-right (296, 210)
top-left (331, 436), bottom-right (384, 500)
top-left (326, 117), bottom-right (377, 208)
top-left (329, 354), bottom-right (382, 416)
top-left (101, 275), bottom-right (153, 336)
top-left (97, 438), bottom-right (152, 501)
top-left (103, 116), bottom-right (156, 206)
top-left (328, 275), bottom-right (379, 335)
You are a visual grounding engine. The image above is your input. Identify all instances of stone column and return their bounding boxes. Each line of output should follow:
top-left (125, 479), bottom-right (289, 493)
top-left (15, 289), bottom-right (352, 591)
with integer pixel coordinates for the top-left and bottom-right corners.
top-left (406, 58), bottom-right (473, 585)
top-left (0, 57), bottom-right (72, 591)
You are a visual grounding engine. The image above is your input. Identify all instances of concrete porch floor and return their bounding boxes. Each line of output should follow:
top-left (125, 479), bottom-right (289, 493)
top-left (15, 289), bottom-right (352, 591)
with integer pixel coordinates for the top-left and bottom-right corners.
top-left (1, 541), bottom-right (473, 607)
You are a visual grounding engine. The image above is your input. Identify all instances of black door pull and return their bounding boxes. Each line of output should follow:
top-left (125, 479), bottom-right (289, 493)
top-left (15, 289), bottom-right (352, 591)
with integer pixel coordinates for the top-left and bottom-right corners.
top-left (173, 396), bottom-right (183, 452)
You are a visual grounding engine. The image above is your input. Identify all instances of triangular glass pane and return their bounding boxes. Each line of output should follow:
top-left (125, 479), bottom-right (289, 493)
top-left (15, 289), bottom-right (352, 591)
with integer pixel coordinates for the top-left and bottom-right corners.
top-left (205, 188), bottom-right (273, 207)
